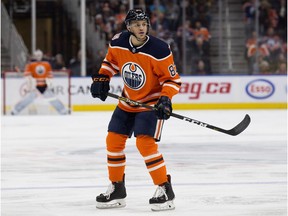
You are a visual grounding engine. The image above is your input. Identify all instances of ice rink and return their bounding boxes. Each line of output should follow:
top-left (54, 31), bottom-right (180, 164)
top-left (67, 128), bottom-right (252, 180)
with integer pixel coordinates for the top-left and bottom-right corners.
top-left (1, 109), bottom-right (287, 216)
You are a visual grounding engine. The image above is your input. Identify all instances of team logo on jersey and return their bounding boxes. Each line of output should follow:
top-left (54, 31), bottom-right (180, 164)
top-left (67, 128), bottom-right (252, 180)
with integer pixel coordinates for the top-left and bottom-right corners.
top-left (122, 62), bottom-right (146, 90)
top-left (35, 65), bottom-right (45, 75)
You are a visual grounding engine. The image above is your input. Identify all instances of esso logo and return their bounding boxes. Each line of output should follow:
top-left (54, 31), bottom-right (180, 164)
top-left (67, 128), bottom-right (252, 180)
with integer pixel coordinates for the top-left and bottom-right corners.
top-left (246, 79), bottom-right (275, 99)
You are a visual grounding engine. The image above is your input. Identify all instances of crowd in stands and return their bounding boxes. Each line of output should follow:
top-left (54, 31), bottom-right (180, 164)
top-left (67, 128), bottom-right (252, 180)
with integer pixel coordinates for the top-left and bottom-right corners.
top-left (87, 0), bottom-right (214, 75)
top-left (242, 0), bottom-right (287, 75)
top-left (36, 0), bottom-right (286, 76)
top-left (36, 49), bottom-right (94, 77)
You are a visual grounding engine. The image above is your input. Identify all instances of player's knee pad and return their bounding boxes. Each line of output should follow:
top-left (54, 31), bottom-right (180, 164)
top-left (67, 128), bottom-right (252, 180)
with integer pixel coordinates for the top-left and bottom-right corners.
top-left (106, 132), bottom-right (128, 152)
top-left (136, 135), bottom-right (158, 157)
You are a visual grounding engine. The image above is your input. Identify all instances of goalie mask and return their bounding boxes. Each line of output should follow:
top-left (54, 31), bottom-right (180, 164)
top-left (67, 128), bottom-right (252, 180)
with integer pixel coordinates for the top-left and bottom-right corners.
top-left (125, 9), bottom-right (150, 36)
top-left (34, 49), bottom-right (43, 61)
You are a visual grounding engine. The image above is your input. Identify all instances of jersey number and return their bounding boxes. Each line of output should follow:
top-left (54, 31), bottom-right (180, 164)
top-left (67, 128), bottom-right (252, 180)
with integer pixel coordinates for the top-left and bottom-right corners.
top-left (168, 64), bottom-right (177, 77)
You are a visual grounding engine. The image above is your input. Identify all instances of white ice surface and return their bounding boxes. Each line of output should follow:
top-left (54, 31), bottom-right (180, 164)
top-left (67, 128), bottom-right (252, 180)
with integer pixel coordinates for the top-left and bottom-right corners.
top-left (1, 110), bottom-right (287, 216)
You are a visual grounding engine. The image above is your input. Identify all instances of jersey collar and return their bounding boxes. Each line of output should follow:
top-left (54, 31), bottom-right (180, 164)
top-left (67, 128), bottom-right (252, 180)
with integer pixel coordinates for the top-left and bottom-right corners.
top-left (129, 35), bottom-right (150, 53)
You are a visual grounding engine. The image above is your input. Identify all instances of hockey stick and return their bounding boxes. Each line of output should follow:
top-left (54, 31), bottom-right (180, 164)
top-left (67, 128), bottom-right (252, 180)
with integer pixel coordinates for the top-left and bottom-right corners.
top-left (107, 92), bottom-right (251, 136)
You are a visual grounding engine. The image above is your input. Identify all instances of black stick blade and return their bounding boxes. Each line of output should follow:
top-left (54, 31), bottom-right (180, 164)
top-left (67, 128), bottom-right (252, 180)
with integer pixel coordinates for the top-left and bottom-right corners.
top-left (227, 114), bottom-right (251, 136)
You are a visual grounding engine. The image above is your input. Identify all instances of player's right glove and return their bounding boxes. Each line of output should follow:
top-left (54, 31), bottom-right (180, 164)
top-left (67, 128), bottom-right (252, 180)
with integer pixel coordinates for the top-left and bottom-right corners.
top-left (90, 74), bottom-right (110, 101)
top-left (155, 96), bottom-right (172, 120)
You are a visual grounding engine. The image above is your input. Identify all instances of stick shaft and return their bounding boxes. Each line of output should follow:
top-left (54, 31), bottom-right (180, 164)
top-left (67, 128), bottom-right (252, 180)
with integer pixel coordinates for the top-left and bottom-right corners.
top-left (107, 92), bottom-right (250, 136)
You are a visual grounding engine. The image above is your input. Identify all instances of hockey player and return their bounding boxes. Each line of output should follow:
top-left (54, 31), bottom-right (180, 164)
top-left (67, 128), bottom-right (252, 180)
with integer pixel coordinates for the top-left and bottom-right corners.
top-left (90, 9), bottom-right (181, 211)
top-left (11, 49), bottom-right (68, 115)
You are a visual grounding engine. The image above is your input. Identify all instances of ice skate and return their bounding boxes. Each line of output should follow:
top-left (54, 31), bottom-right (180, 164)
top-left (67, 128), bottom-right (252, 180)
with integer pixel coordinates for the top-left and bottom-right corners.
top-left (96, 175), bottom-right (127, 209)
top-left (149, 175), bottom-right (175, 211)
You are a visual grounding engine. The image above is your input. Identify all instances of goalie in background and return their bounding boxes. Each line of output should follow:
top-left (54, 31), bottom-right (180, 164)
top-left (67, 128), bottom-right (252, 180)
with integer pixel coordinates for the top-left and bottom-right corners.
top-left (11, 49), bottom-right (68, 115)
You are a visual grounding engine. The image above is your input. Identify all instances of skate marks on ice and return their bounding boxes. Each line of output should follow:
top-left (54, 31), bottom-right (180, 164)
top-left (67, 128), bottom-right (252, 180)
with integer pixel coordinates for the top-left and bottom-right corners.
top-left (1, 110), bottom-right (287, 216)
top-left (1, 180), bottom-right (285, 216)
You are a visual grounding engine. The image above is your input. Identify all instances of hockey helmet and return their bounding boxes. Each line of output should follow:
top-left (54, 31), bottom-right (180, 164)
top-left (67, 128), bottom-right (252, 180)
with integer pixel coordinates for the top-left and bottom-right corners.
top-left (124, 9), bottom-right (150, 26)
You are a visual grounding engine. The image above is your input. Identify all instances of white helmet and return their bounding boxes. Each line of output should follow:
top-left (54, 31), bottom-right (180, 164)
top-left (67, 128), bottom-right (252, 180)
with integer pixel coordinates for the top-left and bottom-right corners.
top-left (34, 49), bottom-right (43, 61)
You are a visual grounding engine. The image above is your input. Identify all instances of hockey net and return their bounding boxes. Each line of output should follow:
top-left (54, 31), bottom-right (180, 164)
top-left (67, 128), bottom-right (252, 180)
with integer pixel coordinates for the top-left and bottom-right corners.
top-left (2, 70), bottom-right (71, 115)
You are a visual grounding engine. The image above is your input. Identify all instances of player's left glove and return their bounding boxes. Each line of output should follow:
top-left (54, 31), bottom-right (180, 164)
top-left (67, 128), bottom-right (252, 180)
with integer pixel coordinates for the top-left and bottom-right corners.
top-left (90, 74), bottom-right (110, 101)
top-left (155, 96), bottom-right (172, 120)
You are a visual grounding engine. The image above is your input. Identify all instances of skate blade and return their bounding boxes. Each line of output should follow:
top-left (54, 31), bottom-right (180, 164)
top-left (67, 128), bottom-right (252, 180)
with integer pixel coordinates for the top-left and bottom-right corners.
top-left (96, 199), bottom-right (126, 209)
top-left (151, 200), bottom-right (175, 211)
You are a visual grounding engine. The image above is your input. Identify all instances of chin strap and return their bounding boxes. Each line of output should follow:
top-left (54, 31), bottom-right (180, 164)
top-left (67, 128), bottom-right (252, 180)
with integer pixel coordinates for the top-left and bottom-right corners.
top-left (128, 30), bottom-right (147, 42)
top-left (127, 21), bottom-right (150, 42)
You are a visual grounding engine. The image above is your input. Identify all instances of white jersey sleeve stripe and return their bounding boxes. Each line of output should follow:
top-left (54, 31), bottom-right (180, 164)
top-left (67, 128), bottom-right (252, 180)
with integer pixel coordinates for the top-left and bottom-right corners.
top-left (101, 65), bottom-right (117, 76)
top-left (163, 83), bottom-right (180, 91)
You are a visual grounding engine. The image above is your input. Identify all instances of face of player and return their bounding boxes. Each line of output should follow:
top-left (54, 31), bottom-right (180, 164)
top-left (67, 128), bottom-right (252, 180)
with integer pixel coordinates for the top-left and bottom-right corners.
top-left (128, 20), bottom-right (148, 42)
top-left (34, 50), bottom-right (43, 61)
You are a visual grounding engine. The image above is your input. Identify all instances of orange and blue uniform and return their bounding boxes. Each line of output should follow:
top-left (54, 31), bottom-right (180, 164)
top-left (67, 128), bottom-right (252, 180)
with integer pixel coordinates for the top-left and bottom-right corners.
top-left (99, 31), bottom-right (181, 185)
top-left (99, 31), bottom-right (181, 111)
top-left (24, 60), bottom-right (53, 90)
top-left (11, 60), bottom-right (68, 115)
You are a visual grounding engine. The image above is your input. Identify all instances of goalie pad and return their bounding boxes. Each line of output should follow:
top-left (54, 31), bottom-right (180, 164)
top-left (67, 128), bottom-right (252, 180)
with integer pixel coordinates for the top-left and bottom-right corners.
top-left (11, 90), bottom-right (38, 115)
top-left (43, 90), bottom-right (68, 115)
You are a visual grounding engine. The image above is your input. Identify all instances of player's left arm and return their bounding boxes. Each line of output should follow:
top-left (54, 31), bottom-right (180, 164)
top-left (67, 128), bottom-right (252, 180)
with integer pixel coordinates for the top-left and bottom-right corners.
top-left (45, 62), bottom-right (53, 88)
top-left (155, 53), bottom-right (181, 99)
top-left (153, 49), bottom-right (181, 120)
top-left (98, 44), bottom-right (119, 78)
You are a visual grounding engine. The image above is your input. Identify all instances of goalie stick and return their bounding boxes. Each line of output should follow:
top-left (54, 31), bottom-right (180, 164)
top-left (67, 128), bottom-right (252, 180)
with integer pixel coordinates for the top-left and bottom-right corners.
top-left (107, 92), bottom-right (251, 136)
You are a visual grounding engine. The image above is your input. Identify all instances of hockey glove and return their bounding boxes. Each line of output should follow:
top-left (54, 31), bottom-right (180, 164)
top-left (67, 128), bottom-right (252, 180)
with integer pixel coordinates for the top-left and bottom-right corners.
top-left (155, 96), bottom-right (172, 120)
top-left (25, 76), bottom-right (36, 92)
top-left (90, 74), bottom-right (110, 101)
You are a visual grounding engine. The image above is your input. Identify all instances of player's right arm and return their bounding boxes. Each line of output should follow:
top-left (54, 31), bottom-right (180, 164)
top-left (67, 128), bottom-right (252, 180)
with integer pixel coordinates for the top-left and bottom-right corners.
top-left (90, 33), bottom-right (123, 101)
top-left (23, 63), bottom-right (36, 91)
top-left (23, 63), bottom-right (31, 77)
top-left (91, 40), bottom-right (120, 101)
top-left (98, 44), bottom-right (119, 78)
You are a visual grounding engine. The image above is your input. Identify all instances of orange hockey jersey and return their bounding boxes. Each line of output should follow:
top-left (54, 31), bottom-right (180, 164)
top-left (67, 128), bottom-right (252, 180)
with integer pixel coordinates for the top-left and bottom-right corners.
top-left (24, 61), bottom-right (53, 87)
top-left (99, 31), bottom-right (181, 112)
